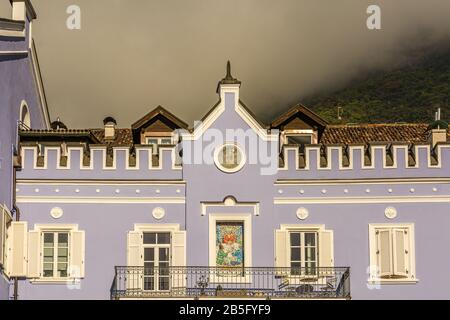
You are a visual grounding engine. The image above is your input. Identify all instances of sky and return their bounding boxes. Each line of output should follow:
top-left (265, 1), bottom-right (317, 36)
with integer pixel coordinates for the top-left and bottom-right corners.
top-left (1, 0), bottom-right (450, 129)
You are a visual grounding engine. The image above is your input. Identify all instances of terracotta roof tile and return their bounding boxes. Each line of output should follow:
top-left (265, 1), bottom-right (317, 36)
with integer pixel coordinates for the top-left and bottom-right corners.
top-left (320, 123), bottom-right (431, 144)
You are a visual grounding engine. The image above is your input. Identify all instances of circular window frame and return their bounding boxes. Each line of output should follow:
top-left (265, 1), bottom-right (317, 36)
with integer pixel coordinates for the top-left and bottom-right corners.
top-left (214, 143), bottom-right (246, 174)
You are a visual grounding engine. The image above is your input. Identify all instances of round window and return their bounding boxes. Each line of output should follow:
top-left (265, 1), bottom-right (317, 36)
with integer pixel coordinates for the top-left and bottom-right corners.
top-left (214, 143), bottom-right (246, 173)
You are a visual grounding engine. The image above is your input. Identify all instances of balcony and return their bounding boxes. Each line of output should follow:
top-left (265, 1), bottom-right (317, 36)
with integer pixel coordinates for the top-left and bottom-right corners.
top-left (110, 266), bottom-right (351, 300)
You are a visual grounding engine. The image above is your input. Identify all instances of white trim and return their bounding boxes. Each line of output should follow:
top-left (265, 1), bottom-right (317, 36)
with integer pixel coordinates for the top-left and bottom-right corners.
top-left (280, 224), bottom-right (325, 231)
top-left (274, 195), bottom-right (450, 204)
top-left (201, 197), bottom-right (260, 216)
top-left (16, 196), bottom-right (185, 204)
top-left (17, 180), bottom-right (185, 185)
top-left (20, 145), bottom-right (182, 171)
top-left (213, 143), bottom-right (246, 174)
top-left (279, 144), bottom-right (450, 171)
top-left (133, 223), bottom-right (180, 233)
top-left (275, 177), bottom-right (450, 185)
top-left (208, 213), bottom-right (252, 283)
top-left (0, 50), bottom-right (28, 56)
top-left (0, 29), bottom-right (25, 37)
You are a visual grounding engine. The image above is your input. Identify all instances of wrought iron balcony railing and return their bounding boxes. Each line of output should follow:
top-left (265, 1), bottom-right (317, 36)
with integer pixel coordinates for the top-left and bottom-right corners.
top-left (110, 266), bottom-right (351, 300)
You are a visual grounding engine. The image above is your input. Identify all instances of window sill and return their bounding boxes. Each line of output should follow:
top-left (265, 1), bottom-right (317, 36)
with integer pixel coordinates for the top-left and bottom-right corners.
top-left (30, 278), bottom-right (83, 285)
top-left (367, 278), bottom-right (419, 285)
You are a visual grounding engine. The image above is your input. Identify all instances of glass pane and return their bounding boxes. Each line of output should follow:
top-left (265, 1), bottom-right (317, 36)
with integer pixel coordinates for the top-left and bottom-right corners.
top-left (147, 138), bottom-right (158, 144)
top-left (43, 263), bottom-right (53, 277)
top-left (157, 233), bottom-right (170, 245)
top-left (305, 262), bottom-right (317, 275)
top-left (305, 247), bottom-right (316, 262)
top-left (58, 248), bottom-right (68, 257)
top-left (143, 233), bottom-right (156, 244)
top-left (159, 262), bottom-right (169, 276)
top-left (304, 233), bottom-right (316, 246)
top-left (43, 247), bottom-right (54, 258)
top-left (144, 248), bottom-right (154, 261)
top-left (290, 248), bottom-right (301, 261)
top-left (160, 138), bottom-right (172, 145)
top-left (287, 135), bottom-right (312, 145)
top-left (291, 262), bottom-right (301, 275)
top-left (218, 145), bottom-right (242, 169)
top-left (144, 262), bottom-right (154, 275)
top-left (43, 233), bottom-right (54, 245)
top-left (159, 277), bottom-right (169, 291)
top-left (144, 277), bottom-right (155, 291)
top-left (58, 233), bottom-right (68, 247)
top-left (290, 233), bottom-right (300, 247)
top-left (159, 248), bottom-right (169, 262)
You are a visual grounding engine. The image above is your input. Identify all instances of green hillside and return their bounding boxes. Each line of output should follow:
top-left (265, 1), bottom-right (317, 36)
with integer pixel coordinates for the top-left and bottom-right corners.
top-left (305, 51), bottom-right (450, 125)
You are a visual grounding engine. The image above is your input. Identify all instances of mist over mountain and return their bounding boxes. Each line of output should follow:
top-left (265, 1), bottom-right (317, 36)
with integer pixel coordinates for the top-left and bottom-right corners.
top-left (304, 49), bottom-right (450, 125)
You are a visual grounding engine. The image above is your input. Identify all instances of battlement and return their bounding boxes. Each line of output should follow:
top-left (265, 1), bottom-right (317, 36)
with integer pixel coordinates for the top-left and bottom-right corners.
top-left (17, 144), bottom-right (182, 180)
top-left (277, 142), bottom-right (450, 179)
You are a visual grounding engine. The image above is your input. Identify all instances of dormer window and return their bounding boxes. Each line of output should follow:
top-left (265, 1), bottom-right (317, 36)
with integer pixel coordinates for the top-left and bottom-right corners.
top-left (146, 135), bottom-right (173, 154)
top-left (283, 130), bottom-right (317, 145)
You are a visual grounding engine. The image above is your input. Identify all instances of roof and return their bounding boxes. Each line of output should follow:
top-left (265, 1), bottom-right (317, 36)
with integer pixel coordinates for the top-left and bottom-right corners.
top-left (90, 128), bottom-right (133, 147)
top-left (320, 123), bottom-right (432, 144)
top-left (131, 106), bottom-right (188, 131)
top-left (271, 103), bottom-right (328, 128)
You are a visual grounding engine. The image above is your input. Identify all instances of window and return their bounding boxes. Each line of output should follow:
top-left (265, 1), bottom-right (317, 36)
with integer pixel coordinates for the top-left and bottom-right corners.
top-left (369, 224), bottom-right (416, 283)
top-left (43, 232), bottom-right (69, 278)
top-left (216, 222), bottom-right (244, 268)
top-left (28, 225), bottom-right (85, 281)
top-left (19, 102), bottom-right (31, 129)
top-left (143, 232), bottom-right (170, 291)
top-left (214, 143), bottom-right (246, 173)
top-left (286, 134), bottom-right (312, 145)
top-left (289, 232), bottom-right (317, 275)
top-left (282, 130), bottom-right (317, 146)
top-left (275, 225), bottom-right (333, 277)
top-left (146, 137), bottom-right (173, 154)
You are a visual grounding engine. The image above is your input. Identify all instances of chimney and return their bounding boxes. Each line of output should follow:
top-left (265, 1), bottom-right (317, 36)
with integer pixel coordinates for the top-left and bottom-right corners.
top-left (103, 117), bottom-right (117, 140)
top-left (10, 0), bottom-right (37, 21)
top-left (428, 108), bottom-right (448, 147)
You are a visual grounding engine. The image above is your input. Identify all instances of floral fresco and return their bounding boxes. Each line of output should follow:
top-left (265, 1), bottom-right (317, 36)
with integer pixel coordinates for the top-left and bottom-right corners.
top-left (216, 223), bottom-right (244, 267)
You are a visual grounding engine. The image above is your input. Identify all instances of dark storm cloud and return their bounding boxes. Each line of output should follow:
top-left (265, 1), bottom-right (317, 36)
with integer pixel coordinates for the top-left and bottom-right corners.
top-left (3, 0), bottom-right (450, 128)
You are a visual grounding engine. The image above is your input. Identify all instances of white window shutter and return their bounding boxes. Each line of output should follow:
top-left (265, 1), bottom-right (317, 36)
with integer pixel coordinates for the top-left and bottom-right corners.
top-left (127, 231), bottom-right (142, 266)
top-left (6, 221), bottom-right (28, 277)
top-left (70, 230), bottom-right (85, 278)
top-left (171, 231), bottom-right (186, 292)
top-left (275, 230), bottom-right (288, 269)
top-left (393, 229), bottom-right (408, 278)
top-left (377, 229), bottom-right (392, 277)
top-left (171, 231), bottom-right (186, 267)
top-left (319, 230), bottom-right (334, 268)
top-left (27, 231), bottom-right (41, 278)
top-left (126, 231), bottom-right (143, 291)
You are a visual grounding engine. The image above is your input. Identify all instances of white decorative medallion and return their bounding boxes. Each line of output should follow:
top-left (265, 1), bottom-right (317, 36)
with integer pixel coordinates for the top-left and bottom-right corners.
top-left (384, 206), bottom-right (397, 219)
top-left (214, 143), bottom-right (246, 173)
top-left (296, 207), bottom-right (309, 220)
top-left (152, 207), bottom-right (166, 220)
top-left (50, 207), bottom-right (64, 219)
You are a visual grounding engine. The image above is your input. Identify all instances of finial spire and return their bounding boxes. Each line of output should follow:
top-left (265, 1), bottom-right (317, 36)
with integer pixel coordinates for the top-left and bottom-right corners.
top-left (217, 60), bottom-right (241, 93)
top-left (226, 60), bottom-right (232, 79)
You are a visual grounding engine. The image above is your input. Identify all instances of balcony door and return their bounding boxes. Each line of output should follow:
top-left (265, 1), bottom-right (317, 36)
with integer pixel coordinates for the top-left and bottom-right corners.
top-left (143, 232), bottom-right (170, 292)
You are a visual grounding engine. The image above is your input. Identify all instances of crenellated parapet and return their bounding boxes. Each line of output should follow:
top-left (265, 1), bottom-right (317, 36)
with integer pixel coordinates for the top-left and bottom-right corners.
top-left (278, 142), bottom-right (450, 179)
top-left (17, 144), bottom-right (182, 180)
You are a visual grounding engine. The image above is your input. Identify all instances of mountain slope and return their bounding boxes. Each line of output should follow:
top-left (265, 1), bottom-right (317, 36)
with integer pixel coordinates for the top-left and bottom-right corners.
top-left (305, 52), bottom-right (450, 125)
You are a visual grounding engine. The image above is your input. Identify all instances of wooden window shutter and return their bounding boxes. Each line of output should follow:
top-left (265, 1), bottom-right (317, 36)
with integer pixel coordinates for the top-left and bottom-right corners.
top-left (6, 221), bottom-right (28, 277)
top-left (126, 231), bottom-right (143, 291)
top-left (127, 231), bottom-right (142, 266)
top-left (393, 229), bottom-right (409, 278)
top-left (27, 230), bottom-right (41, 278)
top-left (0, 207), bottom-right (5, 267)
top-left (376, 229), bottom-right (392, 277)
top-left (70, 230), bottom-right (85, 278)
top-left (319, 230), bottom-right (334, 268)
top-left (171, 231), bottom-right (186, 291)
top-left (275, 230), bottom-right (288, 269)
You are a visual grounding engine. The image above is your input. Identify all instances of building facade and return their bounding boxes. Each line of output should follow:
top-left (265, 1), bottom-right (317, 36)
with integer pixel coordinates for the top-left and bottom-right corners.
top-left (1, 1), bottom-right (450, 300)
top-left (0, 0), bottom-right (50, 300)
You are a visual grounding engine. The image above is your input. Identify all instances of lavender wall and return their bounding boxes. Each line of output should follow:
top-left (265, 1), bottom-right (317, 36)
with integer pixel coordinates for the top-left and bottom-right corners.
top-left (0, 16), bottom-right (47, 299)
